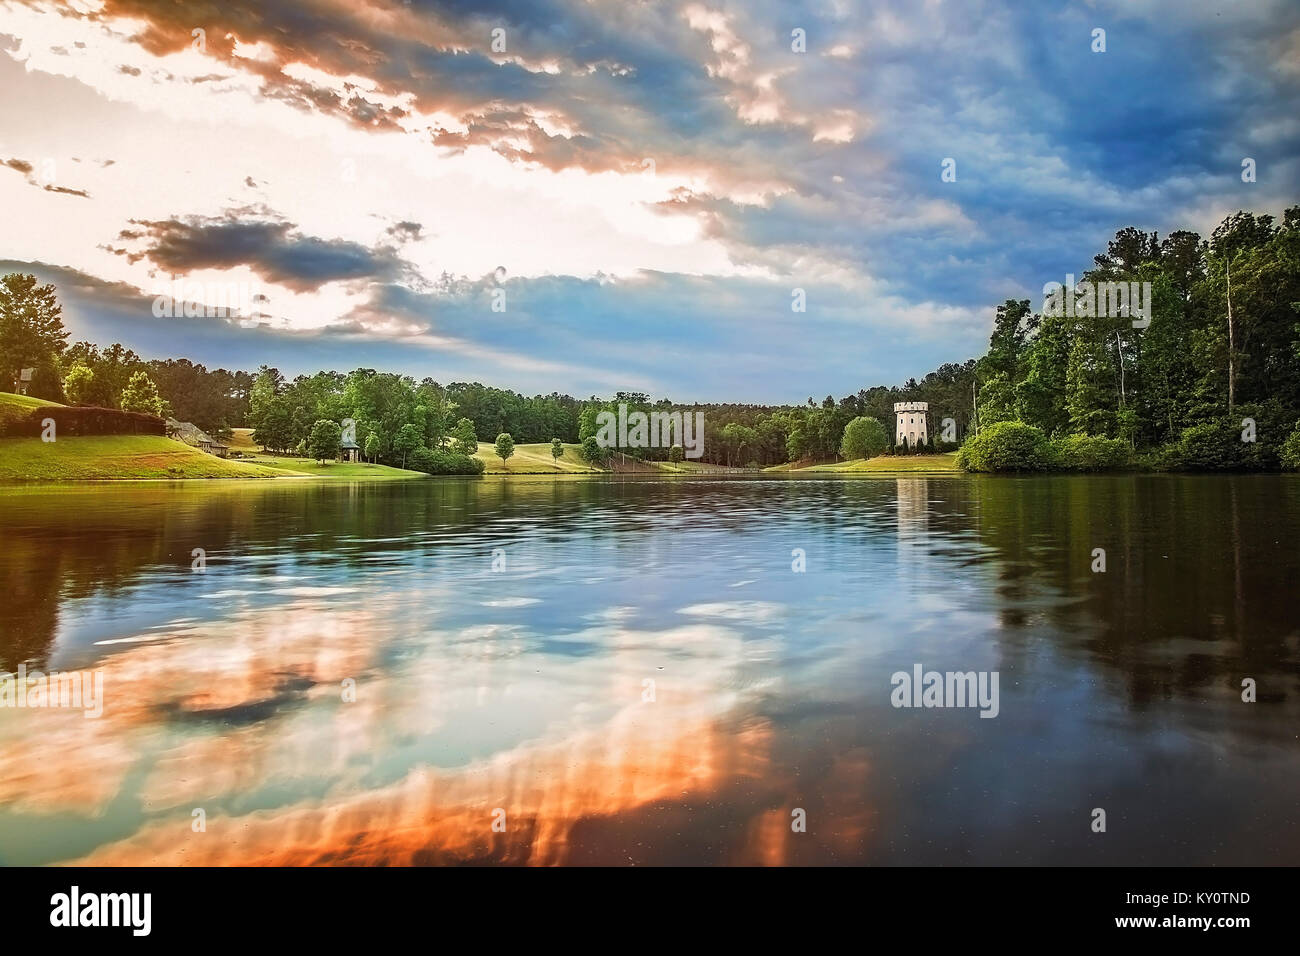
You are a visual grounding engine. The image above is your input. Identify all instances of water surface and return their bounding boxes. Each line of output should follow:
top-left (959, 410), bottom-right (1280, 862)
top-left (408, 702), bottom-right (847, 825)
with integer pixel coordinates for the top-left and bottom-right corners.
top-left (1, 475), bottom-right (1297, 865)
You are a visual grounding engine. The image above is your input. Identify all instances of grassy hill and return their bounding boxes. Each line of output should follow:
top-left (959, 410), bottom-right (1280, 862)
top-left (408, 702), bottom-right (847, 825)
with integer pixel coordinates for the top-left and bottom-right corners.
top-left (227, 427), bottom-right (260, 453)
top-left (0, 435), bottom-right (287, 480)
top-left (0, 390), bottom-right (61, 428)
top-left (473, 441), bottom-right (601, 474)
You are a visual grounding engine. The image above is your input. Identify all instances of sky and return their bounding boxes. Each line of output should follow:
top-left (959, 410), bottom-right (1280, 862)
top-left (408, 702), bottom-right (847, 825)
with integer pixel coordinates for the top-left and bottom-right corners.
top-left (1, 0), bottom-right (1297, 403)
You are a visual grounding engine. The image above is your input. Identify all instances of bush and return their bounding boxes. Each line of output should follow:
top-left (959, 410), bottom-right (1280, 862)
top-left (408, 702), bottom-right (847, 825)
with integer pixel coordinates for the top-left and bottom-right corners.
top-left (408, 446), bottom-right (484, 476)
top-left (1281, 420), bottom-right (1300, 471)
top-left (0, 404), bottom-right (165, 438)
top-left (955, 421), bottom-right (1050, 472)
top-left (1156, 414), bottom-right (1279, 471)
top-left (1046, 434), bottom-right (1132, 471)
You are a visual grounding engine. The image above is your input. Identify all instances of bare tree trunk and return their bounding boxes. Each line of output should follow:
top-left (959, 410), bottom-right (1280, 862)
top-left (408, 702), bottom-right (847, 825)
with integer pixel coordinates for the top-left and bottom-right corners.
top-left (1115, 329), bottom-right (1126, 408)
top-left (1226, 256), bottom-right (1236, 411)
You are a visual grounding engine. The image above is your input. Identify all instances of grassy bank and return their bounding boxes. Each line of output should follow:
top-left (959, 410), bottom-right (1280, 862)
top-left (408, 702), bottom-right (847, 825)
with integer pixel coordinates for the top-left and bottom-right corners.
top-left (0, 435), bottom-right (286, 480)
top-left (242, 454), bottom-right (427, 480)
top-left (765, 453), bottom-right (961, 474)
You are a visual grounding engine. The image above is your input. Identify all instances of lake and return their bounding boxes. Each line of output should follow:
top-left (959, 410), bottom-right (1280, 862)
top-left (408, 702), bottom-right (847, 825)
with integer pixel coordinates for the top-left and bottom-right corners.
top-left (1, 474), bottom-right (1297, 865)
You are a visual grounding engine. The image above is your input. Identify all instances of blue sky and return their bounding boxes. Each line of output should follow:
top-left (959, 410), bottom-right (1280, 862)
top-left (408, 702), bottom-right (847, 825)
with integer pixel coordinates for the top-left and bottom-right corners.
top-left (1, 0), bottom-right (1297, 401)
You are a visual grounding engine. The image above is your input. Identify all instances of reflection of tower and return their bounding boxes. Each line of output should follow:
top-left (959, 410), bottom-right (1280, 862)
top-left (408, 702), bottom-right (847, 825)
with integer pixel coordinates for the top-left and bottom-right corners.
top-left (896, 479), bottom-right (929, 534)
top-left (896, 478), bottom-right (929, 564)
top-left (894, 402), bottom-right (928, 449)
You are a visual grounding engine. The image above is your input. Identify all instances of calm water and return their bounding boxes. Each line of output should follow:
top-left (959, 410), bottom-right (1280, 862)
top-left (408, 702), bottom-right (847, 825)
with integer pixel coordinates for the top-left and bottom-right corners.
top-left (1, 475), bottom-right (1298, 865)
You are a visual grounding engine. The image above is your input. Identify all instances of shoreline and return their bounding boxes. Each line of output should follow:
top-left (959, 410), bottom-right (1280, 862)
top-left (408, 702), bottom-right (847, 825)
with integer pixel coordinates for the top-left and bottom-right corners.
top-left (3, 468), bottom-right (1294, 487)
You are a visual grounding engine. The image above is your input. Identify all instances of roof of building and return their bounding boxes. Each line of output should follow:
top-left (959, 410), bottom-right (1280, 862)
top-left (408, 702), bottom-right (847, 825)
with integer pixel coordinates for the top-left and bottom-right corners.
top-left (167, 418), bottom-right (218, 447)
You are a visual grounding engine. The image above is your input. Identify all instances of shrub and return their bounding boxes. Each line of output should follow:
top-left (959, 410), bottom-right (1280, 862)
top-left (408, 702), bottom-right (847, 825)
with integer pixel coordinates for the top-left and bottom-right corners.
top-left (1157, 414), bottom-right (1280, 471)
top-left (955, 421), bottom-right (1050, 472)
top-left (1047, 434), bottom-right (1132, 471)
top-left (0, 404), bottom-right (165, 438)
top-left (408, 446), bottom-right (484, 476)
top-left (408, 446), bottom-right (436, 472)
top-left (1281, 421), bottom-right (1300, 471)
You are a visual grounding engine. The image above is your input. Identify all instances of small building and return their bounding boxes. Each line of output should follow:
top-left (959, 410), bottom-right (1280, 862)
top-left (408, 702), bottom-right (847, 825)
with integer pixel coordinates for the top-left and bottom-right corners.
top-left (339, 418), bottom-right (360, 462)
top-left (167, 418), bottom-right (230, 458)
top-left (894, 402), bottom-right (929, 449)
top-left (15, 368), bottom-right (34, 395)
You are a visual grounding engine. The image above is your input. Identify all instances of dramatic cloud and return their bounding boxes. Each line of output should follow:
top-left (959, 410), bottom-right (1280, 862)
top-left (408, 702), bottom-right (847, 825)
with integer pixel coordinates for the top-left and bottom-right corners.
top-left (108, 211), bottom-right (412, 292)
top-left (0, 0), bottom-right (1296, 398)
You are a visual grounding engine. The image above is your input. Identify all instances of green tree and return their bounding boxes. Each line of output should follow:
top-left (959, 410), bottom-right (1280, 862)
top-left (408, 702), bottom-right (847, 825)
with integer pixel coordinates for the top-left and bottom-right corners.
top-left (63, 363), bottom-right (94, 406)
top-left (119, 371), bottom-right (165, 416)
top-left (580, 435), bottom-right (605, 464)
top-left (550, 438), bottom-right (563, 467)
top-left (248, 366), bottom-right (286, 449)
top-left (393, 423), bottom-right (422, 469)
top-left (495, 432), bottom-right (515, 463)
top-left (452, 417), bottom-right (478, 455)
top-left (839, 415), bottom-right (889, 460)
top-left (307, 419), bottom-right (342, 463)
top-left (0, 273), bottom-right (68, 389)
top-left (578, 406), bottom-right (600, 442)
top-left (364, 432), bottom-right (380, 464)
top-left (669, 444), bottom-right (684, 463)
top-left (1065, 333), bottom-right (1116, 436)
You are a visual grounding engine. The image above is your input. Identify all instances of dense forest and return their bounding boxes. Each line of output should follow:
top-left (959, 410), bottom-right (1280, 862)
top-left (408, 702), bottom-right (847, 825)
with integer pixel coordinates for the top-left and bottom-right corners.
top-left (2, 206), bottom-right (1298, 470)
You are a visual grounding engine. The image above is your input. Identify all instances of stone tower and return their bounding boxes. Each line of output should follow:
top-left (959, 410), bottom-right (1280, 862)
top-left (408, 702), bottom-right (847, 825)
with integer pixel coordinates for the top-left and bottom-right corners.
top-left (894, 402), bottom-right (928, 449)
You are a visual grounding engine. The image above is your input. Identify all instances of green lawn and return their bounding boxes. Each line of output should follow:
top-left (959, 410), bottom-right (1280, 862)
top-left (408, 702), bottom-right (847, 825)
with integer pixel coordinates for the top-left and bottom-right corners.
top-left (766, 454), bottom-right (961, 474)
top-left (239, 454), bottom-right (427, 479)
top-left (0, 435), bottom-right (285, 480)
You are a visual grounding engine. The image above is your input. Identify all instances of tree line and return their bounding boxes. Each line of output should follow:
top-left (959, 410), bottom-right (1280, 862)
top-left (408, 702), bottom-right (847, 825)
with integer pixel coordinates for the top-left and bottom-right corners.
top-left (2, 204), bottom-right (1297, 472)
